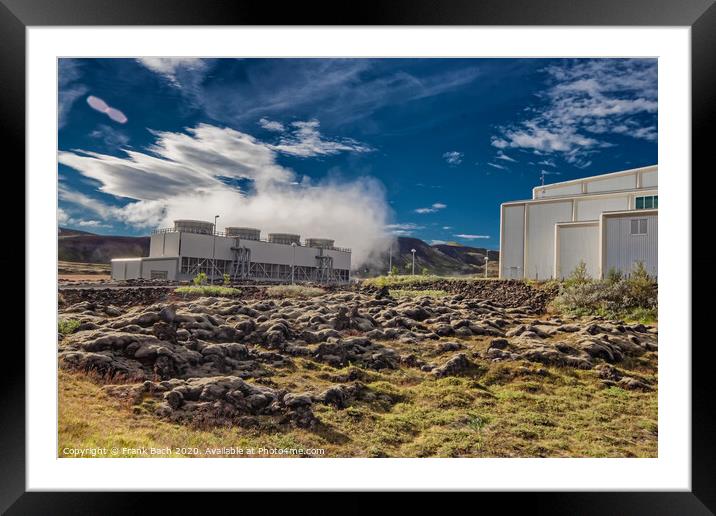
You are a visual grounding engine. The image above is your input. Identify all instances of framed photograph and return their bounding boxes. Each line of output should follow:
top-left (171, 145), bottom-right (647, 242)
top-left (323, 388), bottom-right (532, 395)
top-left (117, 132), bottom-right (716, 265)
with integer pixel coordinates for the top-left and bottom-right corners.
top-left (6, 0), bottom-right (712, 509)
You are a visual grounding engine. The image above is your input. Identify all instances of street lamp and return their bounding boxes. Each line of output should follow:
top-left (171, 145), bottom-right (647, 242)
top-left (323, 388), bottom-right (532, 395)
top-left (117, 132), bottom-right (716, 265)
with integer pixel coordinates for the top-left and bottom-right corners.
top-left (388, 244), bottom-right (392, 275)
top-left (212, 214), bottom-right (219, 282)
top-left (291, 242), bottom-right (297, 284)
top-left (411, 248), bottom-right (416, 276)
top-left (484, 255), bottom-right (489, 279)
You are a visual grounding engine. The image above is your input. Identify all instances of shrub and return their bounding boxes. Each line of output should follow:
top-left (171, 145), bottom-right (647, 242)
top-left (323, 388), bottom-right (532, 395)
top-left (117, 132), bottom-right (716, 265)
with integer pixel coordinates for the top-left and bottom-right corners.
top-left (223, 273), bottom-right (231, 286)
top-left (192, 272), bottom-right (208, 286)
top-left (605, 267), bottom-right (623, 284)
top-left (564, 260), bottom-right (590, 287)
top-left (421, 267), bottom-right (431, 276)
top-left (389, 265), bottom-right (399, 276)
top-left (58, 319), bottom-right (81, 335)
top-left (552, 262), bottom-right (657, 322)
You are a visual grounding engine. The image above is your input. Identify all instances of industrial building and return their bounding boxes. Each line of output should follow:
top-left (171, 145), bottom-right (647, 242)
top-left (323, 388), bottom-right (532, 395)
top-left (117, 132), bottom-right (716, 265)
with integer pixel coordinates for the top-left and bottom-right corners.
top-left (499, 165), bottom-right (658, 280)
top-left (111, 220), bottom-right (351, 283)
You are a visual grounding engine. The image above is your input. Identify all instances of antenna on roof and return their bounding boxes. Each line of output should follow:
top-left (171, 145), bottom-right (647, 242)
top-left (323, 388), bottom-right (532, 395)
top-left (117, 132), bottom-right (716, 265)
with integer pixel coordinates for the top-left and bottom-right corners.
top-left (540, 170), bottom-right (546, 186)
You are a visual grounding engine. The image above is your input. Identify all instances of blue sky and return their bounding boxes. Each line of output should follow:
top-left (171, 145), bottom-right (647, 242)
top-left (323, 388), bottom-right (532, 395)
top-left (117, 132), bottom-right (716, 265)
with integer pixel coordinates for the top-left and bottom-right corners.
top-left (58, 58), bottom-right (657, 262)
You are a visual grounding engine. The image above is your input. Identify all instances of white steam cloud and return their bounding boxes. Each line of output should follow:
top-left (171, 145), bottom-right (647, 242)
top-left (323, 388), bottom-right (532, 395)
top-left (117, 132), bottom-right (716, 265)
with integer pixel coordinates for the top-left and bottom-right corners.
top-left (59, 123), bottom-right (392, 267)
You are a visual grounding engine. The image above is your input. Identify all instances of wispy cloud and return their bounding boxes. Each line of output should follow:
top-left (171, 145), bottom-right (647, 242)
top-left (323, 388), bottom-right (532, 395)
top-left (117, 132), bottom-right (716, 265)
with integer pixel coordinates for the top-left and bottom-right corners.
top-left (487, 162), bottom-right (508, 171)
top-left (90, 124), bottom-right (130, 148)
top-left (415, 202), bottom-right (447, 214)
top-left (197, 59), bottom-right (482, 126)
top-left (58, 59), bottom-right (88, 129)
top-left (442, 151), bottom-right (464, 166)
top-left (495, 151), bottom-right (517, 162)
top-left (491, 59), bottom-right (657, 168)
top-left (454, 233), bottom-right (490, 240)
top-left (385, 222), bottom-right (424, 236)
top-left (258, 117), bottom-right (286, 132)
top-left (136, 58), bottom-right (210, 88)
top-left (269, 119), bottom-right (374, 158)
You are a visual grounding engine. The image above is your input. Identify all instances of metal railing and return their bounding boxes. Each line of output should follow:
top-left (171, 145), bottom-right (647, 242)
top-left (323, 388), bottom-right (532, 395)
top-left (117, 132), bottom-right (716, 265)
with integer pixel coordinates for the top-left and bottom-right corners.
top-left (151, 227), bottom-right (351, 253)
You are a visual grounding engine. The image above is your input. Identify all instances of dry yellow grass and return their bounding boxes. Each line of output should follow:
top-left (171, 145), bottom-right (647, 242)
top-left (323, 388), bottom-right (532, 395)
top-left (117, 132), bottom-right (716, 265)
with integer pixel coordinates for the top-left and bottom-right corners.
top-left (59, 331), bottom-right (657, 458)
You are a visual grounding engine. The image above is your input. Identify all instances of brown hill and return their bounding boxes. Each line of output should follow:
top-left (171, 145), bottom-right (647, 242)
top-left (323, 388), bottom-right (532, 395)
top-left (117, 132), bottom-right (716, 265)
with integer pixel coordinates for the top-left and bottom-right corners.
top-left (58, 228), bottom-right (149, 264)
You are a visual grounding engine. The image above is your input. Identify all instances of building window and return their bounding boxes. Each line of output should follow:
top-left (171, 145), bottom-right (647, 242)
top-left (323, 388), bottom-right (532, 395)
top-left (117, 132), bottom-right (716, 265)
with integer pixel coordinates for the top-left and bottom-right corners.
top-left (636, 195), bottom-right (657, 210)
top-left (630, 218), bottom-right (648, 235)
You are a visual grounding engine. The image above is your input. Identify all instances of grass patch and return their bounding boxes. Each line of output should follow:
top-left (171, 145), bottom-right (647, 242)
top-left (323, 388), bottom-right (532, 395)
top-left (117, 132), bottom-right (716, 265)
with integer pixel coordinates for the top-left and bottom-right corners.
top-left (364, 274), bottom-right (490, 289)
top-left (174, 286), bottom-right (241, 297)
top-left (58, 318), bottom-right (81, 335)
top-left (389, 289), bottom-right (449, 299)
top-left (265, 285), bottom-right (325, 298)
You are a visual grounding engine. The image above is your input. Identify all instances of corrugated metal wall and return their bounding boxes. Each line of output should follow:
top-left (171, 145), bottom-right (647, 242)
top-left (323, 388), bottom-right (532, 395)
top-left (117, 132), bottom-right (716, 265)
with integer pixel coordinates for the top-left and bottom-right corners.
top-left (586, 173), bottom-right (636, 193)
top-left (500, 204), bottom-right (525, 279)
top-left (525, 201), bottom-right (572, 280)
top-left (556, 224), bottom-right (599, 279)
top-left (575, 195), bottom-right (629, 221)
top-left (605, 214), bottom-right (658, 277)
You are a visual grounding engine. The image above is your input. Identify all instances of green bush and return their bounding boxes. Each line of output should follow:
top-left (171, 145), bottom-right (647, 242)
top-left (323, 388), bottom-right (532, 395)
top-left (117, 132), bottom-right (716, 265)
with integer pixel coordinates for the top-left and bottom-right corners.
top-left (223, 273), bottom-right (231, 286)
top-left (192, 272), bottom-right (208, 286)
top-left (552, 262), bottom-right (657, 322)
top-left (58, 319), bottom-right (81, 335)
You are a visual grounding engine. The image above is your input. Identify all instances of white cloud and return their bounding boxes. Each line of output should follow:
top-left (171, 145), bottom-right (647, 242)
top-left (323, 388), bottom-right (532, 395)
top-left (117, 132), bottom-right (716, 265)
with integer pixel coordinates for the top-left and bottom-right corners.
top-left (269, 120), bottom-right (373, 158)
top-left (454, 234), bottom-right (490, 240)
top-left (430, 240), bottom-right (447, 245)
top-left (487, 162), bottom-right (508, 171)
top-left (57, 203), bottom-right (111, 229)
top-left (492, 59), bottom-right (657, 166)
top-left (495, 151), bottom-right (517, 163)
top-left (415, 202), bottom-right (447, 214)
top-left (442, 226), bottom-right (452, 230)
top-left (258, 117), bottom-right (286, 132)
top-left (58, 207), bottom-right (70, 224)
top-left (58, 123), bottom-right (391, 266)
top-left (442, 151), bottom-right (464, 166)
top-left (136, 58), bottom-right (209, 87)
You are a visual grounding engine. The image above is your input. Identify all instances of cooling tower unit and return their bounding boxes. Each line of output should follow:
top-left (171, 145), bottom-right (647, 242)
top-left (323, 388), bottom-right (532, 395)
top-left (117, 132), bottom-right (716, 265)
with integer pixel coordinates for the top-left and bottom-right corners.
top-left (173, 219), bottom-right (215, 235)
top-left (305, 238), bottom-right (335, 249)
top-left (268, 233), bottom-right (301, 245)
top-left (225, 227), bottom-right (261, 240)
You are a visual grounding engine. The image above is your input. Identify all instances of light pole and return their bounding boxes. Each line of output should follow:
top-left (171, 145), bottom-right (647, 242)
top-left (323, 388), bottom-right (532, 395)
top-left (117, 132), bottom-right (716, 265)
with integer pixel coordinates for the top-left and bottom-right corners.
top-left (212, 214), bottom-right (219, 282)
top-left (484, 255), bottom-right (489, 278)
top-left (411, 248), bottom-right (416, 276)
top-left (388, 244), bottom-right (392, 275)
top-left (291, 242), bottom-right (297, 284)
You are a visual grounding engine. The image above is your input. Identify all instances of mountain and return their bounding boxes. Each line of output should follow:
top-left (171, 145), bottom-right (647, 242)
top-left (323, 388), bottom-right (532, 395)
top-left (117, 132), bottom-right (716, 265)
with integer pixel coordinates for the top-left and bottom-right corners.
top-left (58, 228), bottom-right (499, 276)
top-left (58, 228), bottom-right (150, 263)
top-left (359, 237), bottom-right (499, 277)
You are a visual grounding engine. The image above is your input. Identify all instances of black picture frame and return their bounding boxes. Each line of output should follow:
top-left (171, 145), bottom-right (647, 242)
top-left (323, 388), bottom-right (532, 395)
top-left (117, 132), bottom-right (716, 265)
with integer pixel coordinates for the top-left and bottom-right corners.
top-left (3, 0), bottom-right (712, 511)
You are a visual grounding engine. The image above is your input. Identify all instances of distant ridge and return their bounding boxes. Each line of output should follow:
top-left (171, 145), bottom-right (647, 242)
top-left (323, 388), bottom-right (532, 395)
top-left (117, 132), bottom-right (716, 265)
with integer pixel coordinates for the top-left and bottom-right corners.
top-left (58, 227), bottom-right (149, 263)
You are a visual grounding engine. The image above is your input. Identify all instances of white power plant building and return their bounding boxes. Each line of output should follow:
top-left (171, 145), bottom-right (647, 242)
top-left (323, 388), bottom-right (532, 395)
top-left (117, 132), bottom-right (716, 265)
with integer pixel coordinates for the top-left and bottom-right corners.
top-left (111, 220), bottom-right (351, 284)
top-left (499, 165), bottom-right (657, 280)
